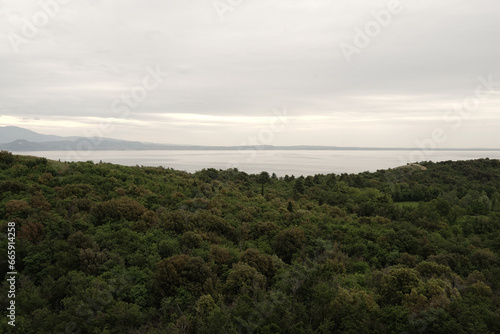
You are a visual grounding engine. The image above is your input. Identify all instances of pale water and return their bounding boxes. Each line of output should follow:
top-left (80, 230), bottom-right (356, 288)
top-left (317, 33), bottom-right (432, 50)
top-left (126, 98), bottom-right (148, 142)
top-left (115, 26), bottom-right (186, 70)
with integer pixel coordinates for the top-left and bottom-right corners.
top-left (15, 150), bottom-right (500, 176)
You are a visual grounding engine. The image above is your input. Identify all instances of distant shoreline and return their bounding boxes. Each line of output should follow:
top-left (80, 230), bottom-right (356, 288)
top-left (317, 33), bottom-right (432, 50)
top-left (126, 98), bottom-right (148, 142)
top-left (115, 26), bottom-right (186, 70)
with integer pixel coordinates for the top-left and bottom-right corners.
top-left (8, 150), bottom-right (500, 176)
top-left (6, 147), bottom-right (500, 152)
top-left (2, 127), bottom-right (499, 152)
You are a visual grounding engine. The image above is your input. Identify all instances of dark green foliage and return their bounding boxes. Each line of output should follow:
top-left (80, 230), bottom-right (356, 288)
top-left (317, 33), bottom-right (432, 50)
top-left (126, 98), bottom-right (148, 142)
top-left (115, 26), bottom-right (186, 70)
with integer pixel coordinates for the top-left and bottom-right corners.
top-left (0, 154), bottom-right (500, 333)
top-left (91, 197), bottom-right (147, 224)
top-left (240, 248), bottom-right (276, 280)
top-left (293, 177), bottom-right (305, 196)
top-left (0, 150), bottom-right (15, 169)
top-left (274, 227), bottom-right (305, 263)
top-left (258, 171), bottom-right (271, 196)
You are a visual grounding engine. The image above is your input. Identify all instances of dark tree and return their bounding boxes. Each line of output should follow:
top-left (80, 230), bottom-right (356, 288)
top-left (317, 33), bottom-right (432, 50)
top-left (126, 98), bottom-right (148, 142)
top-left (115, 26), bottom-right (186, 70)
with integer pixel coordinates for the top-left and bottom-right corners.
top-left (258, 171), bottom-right (271, 196)
top-left (293, 178), bottom-right (305, 195)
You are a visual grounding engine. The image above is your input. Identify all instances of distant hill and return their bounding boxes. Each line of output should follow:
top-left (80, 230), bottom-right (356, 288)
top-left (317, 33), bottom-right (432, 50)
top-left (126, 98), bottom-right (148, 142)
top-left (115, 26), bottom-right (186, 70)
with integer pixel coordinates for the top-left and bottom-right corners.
top-left (0, 138), bottom-right (177, 151)
top-left (0, 126), bottom-right (178, 151)
top-left (1, 126), bottom-right (499, 152)
top-left (0, 126), bottom-right (74, 143)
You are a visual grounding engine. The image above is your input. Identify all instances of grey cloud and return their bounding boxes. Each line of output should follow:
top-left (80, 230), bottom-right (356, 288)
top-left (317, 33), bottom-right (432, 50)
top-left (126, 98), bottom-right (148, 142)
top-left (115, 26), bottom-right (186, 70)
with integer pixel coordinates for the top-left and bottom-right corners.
top-left (0, 0), bottom-right (499, 147)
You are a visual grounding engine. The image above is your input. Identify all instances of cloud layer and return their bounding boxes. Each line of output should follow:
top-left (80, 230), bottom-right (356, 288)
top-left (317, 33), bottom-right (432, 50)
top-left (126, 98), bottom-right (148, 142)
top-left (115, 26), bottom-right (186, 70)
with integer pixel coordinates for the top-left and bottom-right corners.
top-left (1, 0), bottom-right (499, 147)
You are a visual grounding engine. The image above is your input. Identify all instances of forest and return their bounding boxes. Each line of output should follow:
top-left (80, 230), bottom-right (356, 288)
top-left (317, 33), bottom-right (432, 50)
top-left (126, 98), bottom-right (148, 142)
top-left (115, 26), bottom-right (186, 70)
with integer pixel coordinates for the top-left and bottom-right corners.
top-left (0, 150), bottom-right (499, 334)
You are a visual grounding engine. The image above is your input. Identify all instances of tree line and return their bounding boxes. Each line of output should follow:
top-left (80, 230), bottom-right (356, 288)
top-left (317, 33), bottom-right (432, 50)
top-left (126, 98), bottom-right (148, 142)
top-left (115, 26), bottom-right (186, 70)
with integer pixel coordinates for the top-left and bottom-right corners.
top-left (0, 151), bottom-right (499, 333)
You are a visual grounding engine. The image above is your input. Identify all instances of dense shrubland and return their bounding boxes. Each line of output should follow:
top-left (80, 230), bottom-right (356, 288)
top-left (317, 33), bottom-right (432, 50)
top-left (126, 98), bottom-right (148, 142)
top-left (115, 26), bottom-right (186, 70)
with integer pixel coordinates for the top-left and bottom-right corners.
top-left (1, 151), bottom-right (499, 333)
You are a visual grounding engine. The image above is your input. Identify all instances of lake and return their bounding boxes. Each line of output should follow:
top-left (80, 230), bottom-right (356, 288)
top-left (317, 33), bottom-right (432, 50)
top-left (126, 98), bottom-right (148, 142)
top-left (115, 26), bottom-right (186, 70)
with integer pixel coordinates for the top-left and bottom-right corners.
top-left (15, 150), bottom-right (500, 177)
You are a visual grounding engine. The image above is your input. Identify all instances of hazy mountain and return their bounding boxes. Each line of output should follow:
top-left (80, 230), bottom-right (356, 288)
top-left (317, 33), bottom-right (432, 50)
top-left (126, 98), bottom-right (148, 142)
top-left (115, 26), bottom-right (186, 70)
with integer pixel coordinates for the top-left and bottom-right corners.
top-left (0, 126), bottom-right (77, 143)
top-left (0, 126), bottom-right (177, 151)
top-left (1, 126), bottom-right (498, 152)
top-left (0, 138), bottom-right (177, 151)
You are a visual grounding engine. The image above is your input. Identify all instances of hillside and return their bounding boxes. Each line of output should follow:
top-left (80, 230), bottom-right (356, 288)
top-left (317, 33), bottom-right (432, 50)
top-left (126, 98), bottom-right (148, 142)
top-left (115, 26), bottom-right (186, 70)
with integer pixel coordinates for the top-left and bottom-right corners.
top-left (0, 126), bottom-right (177, 151)
top-left (0, 126), bottom-right (70, 144)
top-left (0, 151), bottom-right (499, 333)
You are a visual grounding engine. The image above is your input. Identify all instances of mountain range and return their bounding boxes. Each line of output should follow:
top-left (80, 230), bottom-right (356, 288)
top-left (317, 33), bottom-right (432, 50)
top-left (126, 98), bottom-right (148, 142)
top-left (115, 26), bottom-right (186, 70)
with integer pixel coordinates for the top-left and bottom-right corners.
top-left (1, 126), bottom-right (499, 151)
top-left (0, 126), bottom-right (184, 151)
top-left (0, 126), bottom-right (78, 143)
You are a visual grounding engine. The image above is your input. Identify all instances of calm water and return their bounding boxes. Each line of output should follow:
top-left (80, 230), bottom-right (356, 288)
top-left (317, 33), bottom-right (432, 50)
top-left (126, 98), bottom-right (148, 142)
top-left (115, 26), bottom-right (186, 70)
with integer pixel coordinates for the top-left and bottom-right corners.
top-left (15, 150), bottom-right (500, 176)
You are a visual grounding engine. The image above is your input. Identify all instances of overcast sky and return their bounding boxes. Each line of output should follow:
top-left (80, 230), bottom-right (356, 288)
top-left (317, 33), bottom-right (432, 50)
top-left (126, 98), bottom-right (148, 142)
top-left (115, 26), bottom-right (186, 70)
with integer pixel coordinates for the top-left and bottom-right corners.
top-left (1, 0), bottom-right (499, 147)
